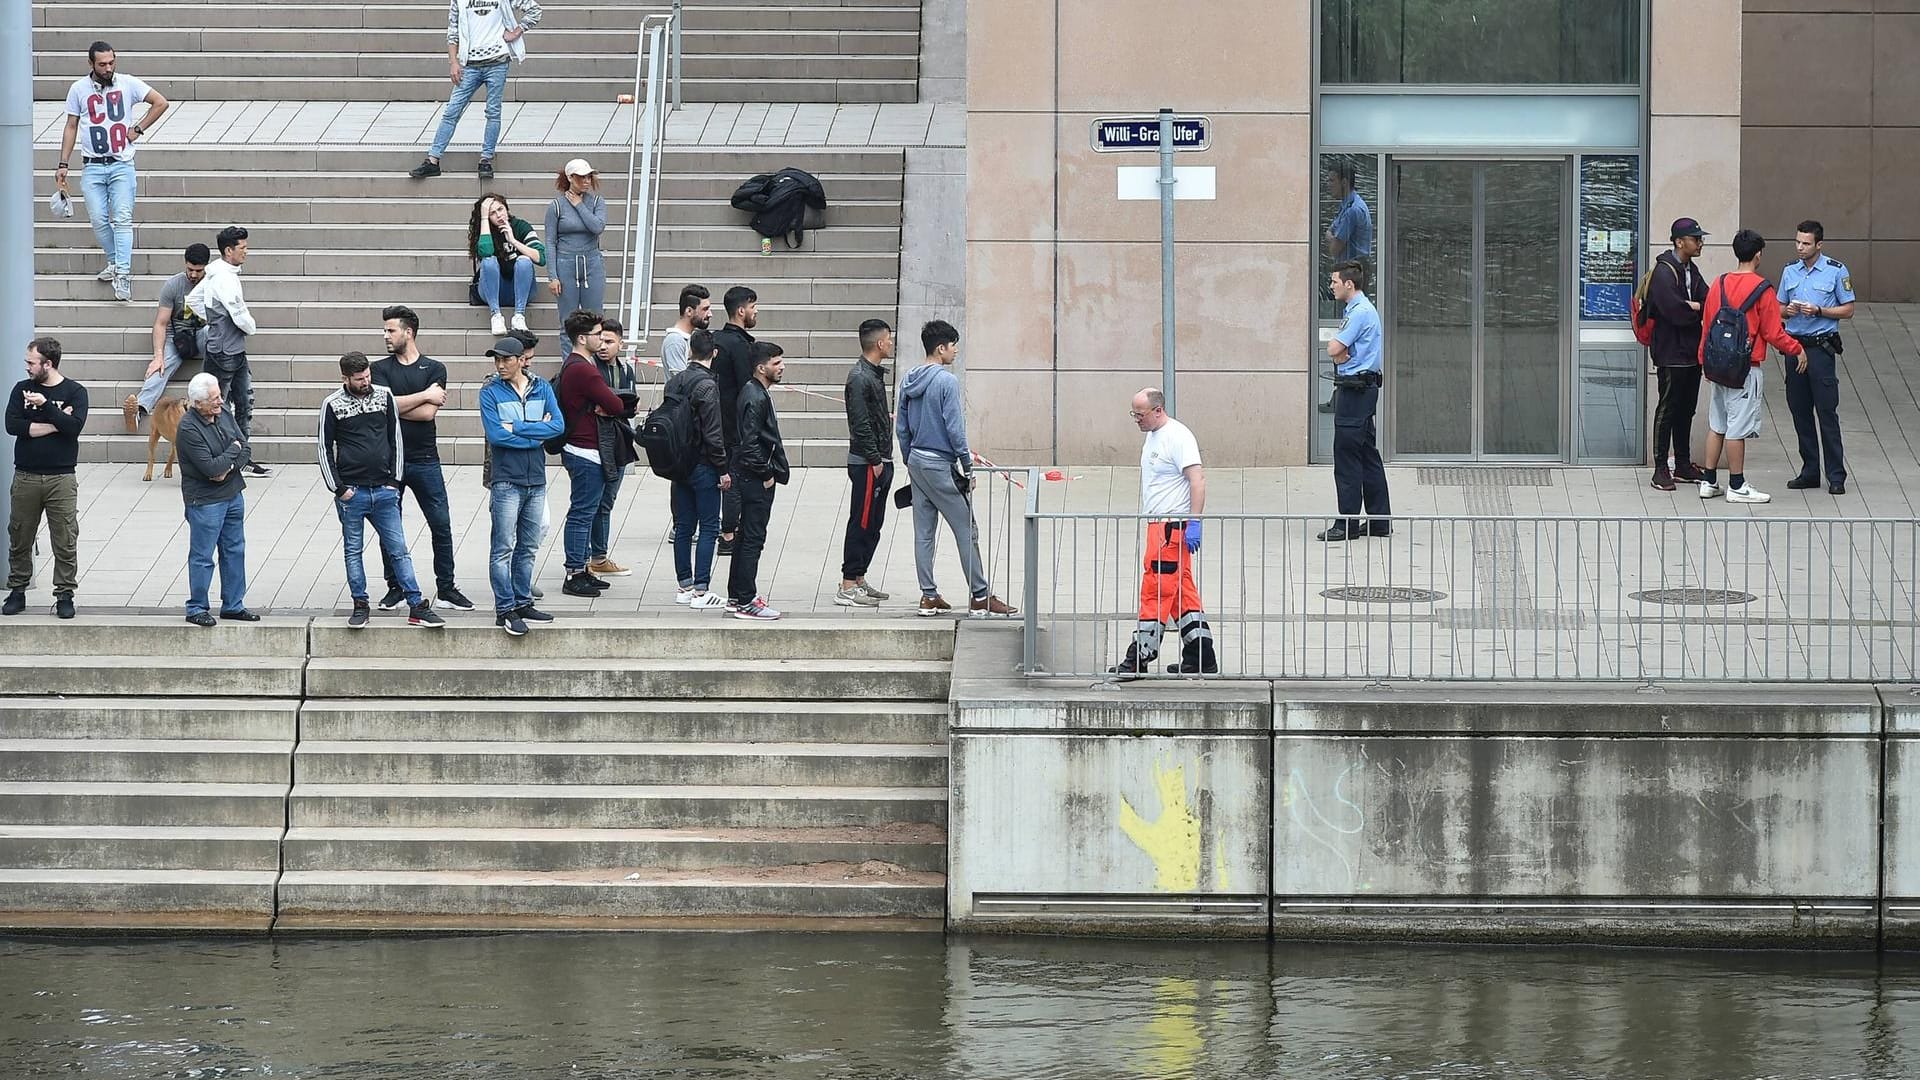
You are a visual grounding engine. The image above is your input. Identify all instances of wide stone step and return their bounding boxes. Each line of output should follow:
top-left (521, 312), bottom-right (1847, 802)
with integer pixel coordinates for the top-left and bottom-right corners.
top-left (0, 825), bottom-right (284, 871)
top-left (290, 782), bottom-right (946, 828)
top-left (79, 433), bottom-right (869, 469)
top-left (34, 74), bottom-right (919, 104)
top-left (0, 739), bottom-right (293, 784)
top-left (0, 869), bottom-right (280, 923)
top-left (281, 824), bottom-right (945, 872)
top-left (92, 171), bottom-right (905, 203)
top-left (306, 618), bottom-right (953, 660)
top-left (229, 404), bottom-right (854, 439)
top-left (0, 615), bottom-right (308, 657)
top-left (28, 146), bottom-right (906, 178)
top-left (0, 782), bottom-right (289, 827)
top-left (34, 27), bottom-right (922, 55)
top-left (294, 740), bottom-right (946, 787)
top-left (85, 376), bottom-right (851, 417)
top-left (33, 196), bottom-right (902, 231)
top-left (0, 697), bottom-right (299, 740)
top-left (274, 866), bottom-right (942, 923)
top-left (305, 656), bottom-right (949, 700)
top-left (62, 352), bottom-right (882, 388)
top-left (39, 2), bottom-right (924, 33)
top-left (71, 52), bottom-right (919, 81)
top-left (0, 654), bottom-right (306, 698)
top-left (298, 698), bottom-right (949, 743)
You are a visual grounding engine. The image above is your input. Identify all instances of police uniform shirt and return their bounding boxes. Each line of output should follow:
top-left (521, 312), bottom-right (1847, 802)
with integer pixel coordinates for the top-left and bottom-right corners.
top-left (1331, 191), bottom-right (1373, 261)
top-left (1779, 255), bottom-right (1854, 337)
top-left (1333, 293), bottom-right (1383, 376)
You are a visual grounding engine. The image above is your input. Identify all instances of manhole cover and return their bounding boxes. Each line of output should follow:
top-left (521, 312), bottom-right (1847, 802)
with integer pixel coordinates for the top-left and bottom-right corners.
top-left (1630, 588), bottom-right (1758, 606)
top-left (1322, 586), bottom-right (1448, 604)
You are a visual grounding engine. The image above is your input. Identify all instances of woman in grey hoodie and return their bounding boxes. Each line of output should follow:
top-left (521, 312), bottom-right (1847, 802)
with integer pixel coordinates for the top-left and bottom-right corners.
top-left (545, 158), bottom-right (608, 355)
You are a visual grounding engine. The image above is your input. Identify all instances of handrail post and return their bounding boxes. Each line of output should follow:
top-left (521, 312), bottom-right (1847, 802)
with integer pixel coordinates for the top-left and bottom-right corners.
top-left (623, 23), bottom-right (666, 350)
top-left (671, 0), bottom-right (684, 111)
top-left (1022, 467), bottom-right (1041, 674)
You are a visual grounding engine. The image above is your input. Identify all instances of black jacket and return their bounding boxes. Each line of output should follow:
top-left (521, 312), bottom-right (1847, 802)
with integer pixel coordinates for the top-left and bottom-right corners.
top-left (711, 322), bottom-right (756, 446)
top-left (732, 379), bottom-right (790, 483)
top-left (844, 358), bottom-right (892, 465)
top-left (318, 385), bottom-right (405, 492)
top-left (666, 364), bottom-right (727, 470)
top-left (1646, 250), bottom-right (1709, 368)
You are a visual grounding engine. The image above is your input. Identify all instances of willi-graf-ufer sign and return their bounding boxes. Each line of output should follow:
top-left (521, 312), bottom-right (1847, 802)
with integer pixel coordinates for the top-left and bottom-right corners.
top-left (1090, 116), bottom-right (1210, 153)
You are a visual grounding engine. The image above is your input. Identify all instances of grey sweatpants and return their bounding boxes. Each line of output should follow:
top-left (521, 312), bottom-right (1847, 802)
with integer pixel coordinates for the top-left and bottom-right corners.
top-left (908, 454), bottom-right (988, 602)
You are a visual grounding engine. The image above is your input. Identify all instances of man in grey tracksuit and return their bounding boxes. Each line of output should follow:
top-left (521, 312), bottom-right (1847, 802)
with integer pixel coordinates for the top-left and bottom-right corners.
top-left (895, 320), bottom-right (1015, 618)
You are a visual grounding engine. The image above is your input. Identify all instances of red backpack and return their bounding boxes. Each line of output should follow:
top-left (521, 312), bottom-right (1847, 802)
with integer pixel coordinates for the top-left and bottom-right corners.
top-left (1629, 261), bottom-right (1679, 348)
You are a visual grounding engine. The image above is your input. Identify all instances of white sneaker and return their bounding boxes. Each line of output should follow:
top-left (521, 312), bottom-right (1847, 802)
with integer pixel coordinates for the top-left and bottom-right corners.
top-left (1699, 480), bottom-right (1722, 499)
top-left (674, 586), bottom-right (696, 605)
top-left (96, 264), bottom-right (118, 281)
top-left (834, 585), bottom-right (880, 607)
top-left (733, 598), bottom-right (782, 621)
top-left (688, 591), bottom-right (726, 610)
top-left (489, 313), bottom-right (507, 337)
top-left (1727, 483), bottom-right (1772, 504)
top-left (510, 312), bottom-right (529, 333)
top-left (112, 274), bottom-right (132, 302)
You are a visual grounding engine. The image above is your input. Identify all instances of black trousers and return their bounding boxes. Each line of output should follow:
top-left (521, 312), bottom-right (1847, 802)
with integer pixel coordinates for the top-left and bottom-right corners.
top-left (1651, 365), bottom-right (1702, 471)
top-left (1784, 339), bottom-right (1846, 484)
top-left (841, 461), bottom-right (893, 579)
top-left (721, 483), bottom-right (741, 535)
top-left (1332, 383), bottom-right (1390, 520)
top-left (727, 478), bottom-right (776, 604)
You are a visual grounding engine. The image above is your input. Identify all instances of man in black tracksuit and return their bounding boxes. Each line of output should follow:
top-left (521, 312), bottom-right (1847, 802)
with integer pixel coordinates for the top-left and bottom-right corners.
top-left (728, 341), bottom-right (789, 619)
top-left (837, 319), bottom-right (895, 607)
top-left (711, 285), bottom-right (759, 551)
top-left (1646, 217), bottom-right (1711, 491)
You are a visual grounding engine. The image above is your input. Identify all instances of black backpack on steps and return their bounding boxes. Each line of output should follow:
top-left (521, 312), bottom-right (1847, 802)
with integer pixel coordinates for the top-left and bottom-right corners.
top-left (730, 167), bottom-right (828, 249)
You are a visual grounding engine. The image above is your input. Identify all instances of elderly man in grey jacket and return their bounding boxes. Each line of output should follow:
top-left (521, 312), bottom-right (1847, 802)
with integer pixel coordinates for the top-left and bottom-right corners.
top-left (175, 372), bottom-right (255, 625)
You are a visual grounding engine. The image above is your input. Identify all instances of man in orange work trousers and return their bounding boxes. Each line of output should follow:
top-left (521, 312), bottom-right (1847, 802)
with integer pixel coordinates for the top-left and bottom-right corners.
top-left (1111, 388), bottom-right (1218, 676)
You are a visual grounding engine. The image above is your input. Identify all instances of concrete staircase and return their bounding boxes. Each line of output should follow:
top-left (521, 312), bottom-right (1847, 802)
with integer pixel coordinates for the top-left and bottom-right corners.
top-left (0, 618), bottom-right (952, 930)
top-left (33, 0), bottom-right (920, 103)
top-left (0, 619), bottom-right (306, 930)
top-left (31, 144), bottom-right (904, 468)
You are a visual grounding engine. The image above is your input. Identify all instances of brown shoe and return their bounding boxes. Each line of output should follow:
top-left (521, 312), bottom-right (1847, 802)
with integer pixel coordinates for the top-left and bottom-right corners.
top-left (586, 557), bottom-right (630, 577)
top-left (969, 594), bottom-right (1018, 618)
top-left (916, 595), bottom-right (952, 618)
top-left (123, 393), bottom-right (139, 432)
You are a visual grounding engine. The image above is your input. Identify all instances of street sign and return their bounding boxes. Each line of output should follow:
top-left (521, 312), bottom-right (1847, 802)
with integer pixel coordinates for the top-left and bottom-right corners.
top-left (1090, 115), bottom-right (1210, 153)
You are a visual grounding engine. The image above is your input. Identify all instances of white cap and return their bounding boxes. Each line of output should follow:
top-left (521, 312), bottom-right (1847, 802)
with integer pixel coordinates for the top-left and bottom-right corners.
top-left (563, 158), bottom-right (596, 178)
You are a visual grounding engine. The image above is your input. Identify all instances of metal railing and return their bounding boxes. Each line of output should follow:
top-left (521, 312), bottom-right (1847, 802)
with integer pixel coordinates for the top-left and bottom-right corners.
top-left (1018, 512), bottom-right (1920, 683)
top-left (614, 1), bottom-right (683, 349)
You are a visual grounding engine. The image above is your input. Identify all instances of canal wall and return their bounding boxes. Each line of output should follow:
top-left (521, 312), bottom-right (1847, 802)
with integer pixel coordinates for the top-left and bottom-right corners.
top-left (950, 624), bottom-right (1919, 947)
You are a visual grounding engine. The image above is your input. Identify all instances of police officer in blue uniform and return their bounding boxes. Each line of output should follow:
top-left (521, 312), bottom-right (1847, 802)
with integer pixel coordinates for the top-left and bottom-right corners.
top-left (1320, 259), bottom-right (1389, 542)
top-left (1778, 219), bottom-right (1854, 495)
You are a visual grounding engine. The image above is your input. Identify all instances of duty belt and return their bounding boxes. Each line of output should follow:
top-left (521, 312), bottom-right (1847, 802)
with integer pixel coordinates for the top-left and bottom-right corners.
top-left (1794, 332), bottom-right (1844, 356)
top-left (1332, 372), bottom-right (1382, 389)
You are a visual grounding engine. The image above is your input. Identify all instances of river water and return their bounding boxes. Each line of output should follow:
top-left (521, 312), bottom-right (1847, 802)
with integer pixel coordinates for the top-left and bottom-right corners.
top-left (5, 933), bottom-right (1920, 1079)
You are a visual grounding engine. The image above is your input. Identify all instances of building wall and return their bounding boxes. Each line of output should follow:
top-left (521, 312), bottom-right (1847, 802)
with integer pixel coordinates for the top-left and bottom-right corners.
top-left (1654, 0), bottom-right (1744, 279)
top-left (1741, 0), bottom-right (1920, 302)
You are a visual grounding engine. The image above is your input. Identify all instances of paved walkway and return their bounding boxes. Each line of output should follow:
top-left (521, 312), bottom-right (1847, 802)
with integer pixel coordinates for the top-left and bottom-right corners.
top-left (30, 100), bottom-right (965, 150)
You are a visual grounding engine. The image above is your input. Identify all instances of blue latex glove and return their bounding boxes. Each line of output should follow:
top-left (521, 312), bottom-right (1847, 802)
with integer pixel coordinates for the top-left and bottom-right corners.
top-left (1184, 519), bottom-right (1202, 553)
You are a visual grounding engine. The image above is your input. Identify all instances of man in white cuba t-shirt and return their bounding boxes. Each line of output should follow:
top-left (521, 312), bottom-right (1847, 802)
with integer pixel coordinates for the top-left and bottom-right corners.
top-left (55, 41), bottom-right (168, 303)
top-left (1112, 388), bottom-right (1218, 677)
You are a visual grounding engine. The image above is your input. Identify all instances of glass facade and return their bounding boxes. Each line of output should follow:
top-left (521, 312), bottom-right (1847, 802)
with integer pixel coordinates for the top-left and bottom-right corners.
top-left (1321, 0), bottom-right (1641, 85)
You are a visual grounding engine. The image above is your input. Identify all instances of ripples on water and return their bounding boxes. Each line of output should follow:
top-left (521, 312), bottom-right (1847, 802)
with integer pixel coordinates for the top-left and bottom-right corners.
top-left (5, 934), bottom-right (1920, 1079)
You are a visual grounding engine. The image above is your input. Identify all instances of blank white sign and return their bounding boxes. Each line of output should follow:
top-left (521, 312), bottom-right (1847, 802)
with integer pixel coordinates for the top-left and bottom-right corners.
top-left (1116, 166), bottom-right (1216, 201)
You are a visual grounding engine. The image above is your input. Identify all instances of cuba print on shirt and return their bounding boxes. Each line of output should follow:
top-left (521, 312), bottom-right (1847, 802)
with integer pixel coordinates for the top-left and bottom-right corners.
top-left (65, 76), bottom-right (154, 158)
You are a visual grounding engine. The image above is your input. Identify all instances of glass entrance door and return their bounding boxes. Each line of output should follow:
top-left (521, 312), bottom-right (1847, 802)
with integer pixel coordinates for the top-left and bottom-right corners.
top-left (1388, 159), bottom-right (1566, 459)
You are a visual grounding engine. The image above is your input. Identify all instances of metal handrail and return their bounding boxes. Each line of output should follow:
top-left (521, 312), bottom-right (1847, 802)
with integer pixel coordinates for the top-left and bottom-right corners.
top-left (614, 1), bottom-right (682, 351)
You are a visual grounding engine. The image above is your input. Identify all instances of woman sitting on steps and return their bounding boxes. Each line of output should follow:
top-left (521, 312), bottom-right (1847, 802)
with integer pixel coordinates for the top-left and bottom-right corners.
top-left (468, 193), bottom-right (546, 338)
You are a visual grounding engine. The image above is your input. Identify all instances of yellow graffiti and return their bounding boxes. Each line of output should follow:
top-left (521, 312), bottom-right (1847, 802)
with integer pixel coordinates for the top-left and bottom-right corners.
top-left (1138, 977), bottom-right (1203, 1079)
top-left (1119, 761), bottom-right (1202, 892)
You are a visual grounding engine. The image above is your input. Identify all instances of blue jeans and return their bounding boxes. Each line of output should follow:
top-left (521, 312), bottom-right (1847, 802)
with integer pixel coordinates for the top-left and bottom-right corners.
top-left (80, 159), bottom-right (136, 273)
top-left (335, 485), bottom-right (422, 606)
top-left (478, 255), bottom-right (535, 315)
top-left (489, 482), bottom-right (544, 615)
top-left (591, 464), bottom-right (624, 561)
top-left (670, 464), bottom-right (722, 590)
top-left (184, 494), bottom-right (247, 616)
top-left (561, 452), bottom-right (605, 573)
top-left (380, 460), bottom-right (457, 593)
top-left (429, 59), bottom-right (511, 160)
top-left (140, 326), bottom-right (205, 414)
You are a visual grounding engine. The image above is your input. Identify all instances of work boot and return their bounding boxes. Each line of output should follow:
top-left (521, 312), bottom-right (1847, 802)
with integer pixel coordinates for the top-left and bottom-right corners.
top-left (1, 589), bottom-right (24, 616)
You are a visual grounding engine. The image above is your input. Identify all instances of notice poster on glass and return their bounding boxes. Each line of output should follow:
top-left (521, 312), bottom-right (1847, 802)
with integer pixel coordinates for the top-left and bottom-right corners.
top-left (1579, 155), bottom-right (1639, 321)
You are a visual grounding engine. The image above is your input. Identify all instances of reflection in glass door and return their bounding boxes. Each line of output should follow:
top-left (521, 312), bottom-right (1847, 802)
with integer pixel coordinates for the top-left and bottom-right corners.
top-left (1389, 159), bottom-right (1565, 459)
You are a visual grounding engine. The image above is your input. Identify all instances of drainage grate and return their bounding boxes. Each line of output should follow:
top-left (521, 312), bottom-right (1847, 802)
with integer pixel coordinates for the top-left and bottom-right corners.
top-left (1416, 467), bottom-right (1555, 487)
top-left (1631, 588), bottom-right (1758, 606)
top-left (1322, 586), bottom-right (1448, 604)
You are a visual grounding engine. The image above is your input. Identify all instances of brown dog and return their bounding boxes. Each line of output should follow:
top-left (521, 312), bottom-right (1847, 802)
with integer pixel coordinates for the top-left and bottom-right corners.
top-left (144, 397), bottom-right (186, 481)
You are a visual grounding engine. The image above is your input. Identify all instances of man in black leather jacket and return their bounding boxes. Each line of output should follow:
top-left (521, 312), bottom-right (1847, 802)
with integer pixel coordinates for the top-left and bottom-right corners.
top-left (838, 319), bottom-right (895, 607)
top-left (727, 341), bottom-right (789, 620)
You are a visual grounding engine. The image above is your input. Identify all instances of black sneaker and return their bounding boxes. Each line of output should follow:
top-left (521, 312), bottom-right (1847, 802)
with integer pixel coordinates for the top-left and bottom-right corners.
top-left (348, 601), bottom-right (370, 628)
top-left (185, 611), bottom-right (218, 627)
top-left (497, 611), bottom-right (528, 636)
top-left (716, 536), bottom-right (734, 557)
top-left (1, 589), bottom-right (24, 616)
top-left (244, 462), bottom-right (272, 477)
top-left (436, 586), bottom-right (476, 611)
top-left (219, 609), bottom-right (262, 622)
top-left (517, 605), bottom-right (554, 622)
top-left (408, 603), bottom-right (445, 628)
top-left (378, 586), bottom-right (407, 610)
top-left (53, 592), bottom-right (75, 620)
top-left (409, 157), bottom-right (441, 179)
top-left (477, 159), bottom-right (494, 181)
top-left (1786, 475), bottom-right (1821, 490)
top-left (562, 574), bottom-right (602, 598)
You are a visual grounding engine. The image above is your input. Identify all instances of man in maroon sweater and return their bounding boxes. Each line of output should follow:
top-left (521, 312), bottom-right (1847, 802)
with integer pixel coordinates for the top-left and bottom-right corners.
top-left (555, 309), bottom-right (630, 598)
